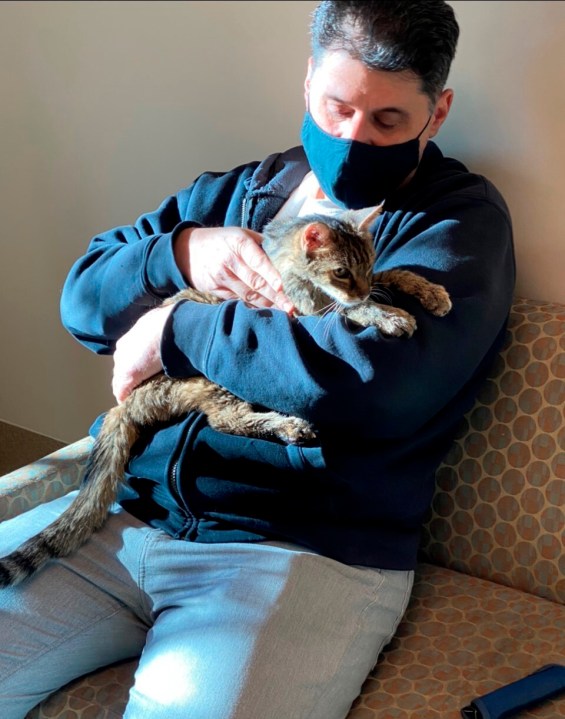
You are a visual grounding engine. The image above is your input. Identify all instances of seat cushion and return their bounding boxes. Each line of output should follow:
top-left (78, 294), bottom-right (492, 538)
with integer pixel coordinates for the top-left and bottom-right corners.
top-left (25, 659), bottom-right (135, 719)
top-left (350, 563), bottom-right (565, 719)
top-left (27, 563), bottom-right (564, 719)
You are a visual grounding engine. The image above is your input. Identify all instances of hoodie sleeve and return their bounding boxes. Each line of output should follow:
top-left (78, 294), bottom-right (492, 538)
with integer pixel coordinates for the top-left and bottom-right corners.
top-left (160, 190), bottom-right (515, 441)
top-left (59, 191), bottom-right (198, 354)
top-left (59, 162), bottom-right (259, 354)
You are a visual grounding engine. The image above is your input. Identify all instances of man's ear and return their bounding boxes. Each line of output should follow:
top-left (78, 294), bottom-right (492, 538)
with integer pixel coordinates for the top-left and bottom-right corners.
top-left (304, 57), bottom-right (314, 109)
top-left (429, 88), bottom-right (454, 139)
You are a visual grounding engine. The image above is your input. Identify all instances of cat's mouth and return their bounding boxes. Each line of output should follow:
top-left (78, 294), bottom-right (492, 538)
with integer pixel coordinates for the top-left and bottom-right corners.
top-left (330, 293), bottom-right (370, 309)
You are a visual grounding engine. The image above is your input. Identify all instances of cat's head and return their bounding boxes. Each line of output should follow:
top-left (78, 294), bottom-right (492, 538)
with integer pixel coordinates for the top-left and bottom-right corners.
top-left (296, 206), bottom-right (381, 307)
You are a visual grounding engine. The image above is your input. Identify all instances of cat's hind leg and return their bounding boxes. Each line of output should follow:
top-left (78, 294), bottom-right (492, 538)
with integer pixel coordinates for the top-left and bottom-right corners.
top-left (170, 377), bottom-right (317, 445)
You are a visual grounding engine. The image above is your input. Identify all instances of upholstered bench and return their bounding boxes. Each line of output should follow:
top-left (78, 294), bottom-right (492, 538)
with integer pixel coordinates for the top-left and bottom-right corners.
top-left (1, 297), bottom-right (562, 719)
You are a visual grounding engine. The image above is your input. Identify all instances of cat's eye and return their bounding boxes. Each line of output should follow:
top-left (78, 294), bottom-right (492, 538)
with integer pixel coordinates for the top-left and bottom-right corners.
top-left (333, 268), bottom-right (351, 280)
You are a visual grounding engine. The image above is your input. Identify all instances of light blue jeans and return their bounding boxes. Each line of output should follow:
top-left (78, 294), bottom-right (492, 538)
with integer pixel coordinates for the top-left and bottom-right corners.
top-left (0, 491), bottom-right (413, 719)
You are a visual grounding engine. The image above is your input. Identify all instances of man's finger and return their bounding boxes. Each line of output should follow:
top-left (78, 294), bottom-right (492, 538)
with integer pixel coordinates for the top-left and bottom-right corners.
top-left (237, 240), bottom-right (284, 293)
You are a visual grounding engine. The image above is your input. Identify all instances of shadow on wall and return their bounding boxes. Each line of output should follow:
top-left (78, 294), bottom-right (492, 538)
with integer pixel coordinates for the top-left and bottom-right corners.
top-left (438, 1), bottom-right (565, 303)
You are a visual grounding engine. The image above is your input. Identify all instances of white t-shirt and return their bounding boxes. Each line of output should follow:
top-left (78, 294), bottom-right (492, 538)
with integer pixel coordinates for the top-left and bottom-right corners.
top-left (273, 172), bottom-right (345, 222)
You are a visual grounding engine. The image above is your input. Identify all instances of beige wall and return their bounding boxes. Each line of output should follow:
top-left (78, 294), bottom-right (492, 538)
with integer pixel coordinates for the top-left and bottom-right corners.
top-left (1, 1), bottom-right (564, 442)
top-left (444, 1), bottom-right (565, 303)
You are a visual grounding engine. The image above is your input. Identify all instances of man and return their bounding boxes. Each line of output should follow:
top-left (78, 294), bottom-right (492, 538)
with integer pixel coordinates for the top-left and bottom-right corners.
top-left (0, 2), bottom-right (515, 718)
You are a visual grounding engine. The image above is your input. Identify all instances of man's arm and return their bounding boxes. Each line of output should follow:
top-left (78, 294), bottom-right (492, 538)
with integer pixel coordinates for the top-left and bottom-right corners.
top-left (157, 197), bottom-right (515, 439)
top-left (60, 191), bottom-right (197, 354)
top-left (60, 166), bottom-right (292, 355)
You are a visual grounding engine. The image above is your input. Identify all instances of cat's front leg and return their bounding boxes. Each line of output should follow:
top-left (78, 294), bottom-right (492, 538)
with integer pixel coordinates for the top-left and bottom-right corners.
top-left (374, 269), bottom-right (452, 316)
top-left (344, 303), bottom-right (417, 337)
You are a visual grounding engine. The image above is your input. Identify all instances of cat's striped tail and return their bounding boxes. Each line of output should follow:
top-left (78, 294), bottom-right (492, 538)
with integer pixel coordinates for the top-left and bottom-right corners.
top-left (0, 403), bottom-right (139, 587)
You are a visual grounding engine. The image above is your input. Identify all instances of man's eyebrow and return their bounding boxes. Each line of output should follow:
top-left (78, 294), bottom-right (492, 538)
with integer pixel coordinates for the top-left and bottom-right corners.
top-left (374, 107), bottom-right (409, 117)
top-left (326, 95), bottom-right (409, 118)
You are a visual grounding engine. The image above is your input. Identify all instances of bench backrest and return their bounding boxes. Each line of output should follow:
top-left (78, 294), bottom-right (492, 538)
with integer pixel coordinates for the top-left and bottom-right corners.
top-left (421, 298), bottom-right (565, 604)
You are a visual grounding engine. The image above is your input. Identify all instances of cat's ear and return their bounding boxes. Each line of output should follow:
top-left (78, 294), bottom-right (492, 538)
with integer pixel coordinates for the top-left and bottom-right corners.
top-left (302, 222), bottom-right (331, 254)
top-left (357, 204), bottom-right (384, 233)
top-left (343, 204), bottom-right (384, 233)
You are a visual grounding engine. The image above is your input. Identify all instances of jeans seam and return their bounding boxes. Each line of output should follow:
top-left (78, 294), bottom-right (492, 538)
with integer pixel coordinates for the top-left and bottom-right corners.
top-left (302, 569), bottom-right (413, 719)
top-left (136, 529), bottom-right (158, 625)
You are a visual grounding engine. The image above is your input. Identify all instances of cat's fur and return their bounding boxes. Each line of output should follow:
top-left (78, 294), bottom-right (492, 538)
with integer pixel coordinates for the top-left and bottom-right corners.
top-left (0, 206), bottom-right (451, 586)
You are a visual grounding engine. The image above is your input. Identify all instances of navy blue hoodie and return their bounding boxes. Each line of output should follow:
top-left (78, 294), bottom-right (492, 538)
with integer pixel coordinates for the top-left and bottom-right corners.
top-left (60, 142), bottom-right (515, 569)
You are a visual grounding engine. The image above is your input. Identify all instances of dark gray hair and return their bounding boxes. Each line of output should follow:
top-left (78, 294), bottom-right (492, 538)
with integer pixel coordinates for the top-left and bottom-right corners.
top-left (310, 0), bottom-right (459, 104)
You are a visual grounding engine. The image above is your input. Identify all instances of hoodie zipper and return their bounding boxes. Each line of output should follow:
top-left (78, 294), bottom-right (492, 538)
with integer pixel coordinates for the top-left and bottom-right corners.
top-left (167, 420), bottom-right (198, 521)
top-left (241, 195), bottom-right (248, 228)
top-left (169, 459), bottom-right (185, 511)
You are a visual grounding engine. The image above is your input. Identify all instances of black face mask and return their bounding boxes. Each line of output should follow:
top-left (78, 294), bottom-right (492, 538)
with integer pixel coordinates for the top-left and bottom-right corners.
top-left (301, 110), bottom-right (432, 209)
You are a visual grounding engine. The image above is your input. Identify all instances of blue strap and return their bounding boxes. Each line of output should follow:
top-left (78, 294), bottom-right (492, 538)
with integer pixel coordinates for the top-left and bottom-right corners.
top-left (461, 664), bottom-right (565, 719)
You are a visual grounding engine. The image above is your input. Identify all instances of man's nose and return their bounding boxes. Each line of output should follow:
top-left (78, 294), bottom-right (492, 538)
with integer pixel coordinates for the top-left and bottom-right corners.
top-left (342, 114), bottom-right (374, 144)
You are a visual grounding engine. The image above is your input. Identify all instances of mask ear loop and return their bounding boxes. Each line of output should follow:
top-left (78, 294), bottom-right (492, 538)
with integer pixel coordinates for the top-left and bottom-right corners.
top-left (417, 113), bottom-right (434, 139)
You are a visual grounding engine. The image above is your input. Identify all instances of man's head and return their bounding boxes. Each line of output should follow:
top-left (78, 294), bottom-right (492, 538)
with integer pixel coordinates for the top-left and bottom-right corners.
top-left (309, 0), bottom-right (459, 106)
top-left (301, 1), bottom-right (460, 207)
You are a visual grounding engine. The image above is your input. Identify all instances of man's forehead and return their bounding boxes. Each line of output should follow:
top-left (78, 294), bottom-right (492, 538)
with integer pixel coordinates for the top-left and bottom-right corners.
top-left (312, 54), bottom-right (427, 111)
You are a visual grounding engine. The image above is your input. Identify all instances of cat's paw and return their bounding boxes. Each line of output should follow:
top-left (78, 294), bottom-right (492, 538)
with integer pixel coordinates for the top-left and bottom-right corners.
top-left (277, 417), bottom-right (317, 445)
top-left (378, 310), bottom-right (418, 337)
top-left (420, 285), bottom-right (452, 316)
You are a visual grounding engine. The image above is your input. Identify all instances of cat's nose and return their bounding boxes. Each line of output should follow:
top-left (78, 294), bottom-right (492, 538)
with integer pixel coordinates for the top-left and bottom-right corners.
top-left (359, 280), bottom-right (372, 297)
top-left (354, 288), bottom-right (371, 304)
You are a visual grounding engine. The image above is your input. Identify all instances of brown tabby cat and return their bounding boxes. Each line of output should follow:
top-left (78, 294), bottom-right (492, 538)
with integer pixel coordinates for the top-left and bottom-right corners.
top-left (0, 206), bottom-right (451, 586)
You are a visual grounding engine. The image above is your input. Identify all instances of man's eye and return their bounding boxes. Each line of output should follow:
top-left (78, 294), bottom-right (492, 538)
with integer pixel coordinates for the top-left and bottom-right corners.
top-left (375, 119), bottom-right (397, 130)
top-left (328, 105), bottom-right (353, 119)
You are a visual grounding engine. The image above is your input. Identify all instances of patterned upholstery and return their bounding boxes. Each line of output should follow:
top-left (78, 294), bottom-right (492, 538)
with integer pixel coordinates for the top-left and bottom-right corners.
top-left (0, 297), bottom-right (562, 719)
top-left (352, 564), bottom-right (565, 719)
top-left (421, 298), bottom-right (565, 605)
top-left (0, 436), bottom-right (93, 521)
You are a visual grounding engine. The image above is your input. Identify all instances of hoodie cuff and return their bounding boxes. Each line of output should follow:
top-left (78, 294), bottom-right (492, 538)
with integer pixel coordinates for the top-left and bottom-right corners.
top-left (143, 221), bottom-right (202, 298)
top-left (160, 299), bottom-right (202, 379)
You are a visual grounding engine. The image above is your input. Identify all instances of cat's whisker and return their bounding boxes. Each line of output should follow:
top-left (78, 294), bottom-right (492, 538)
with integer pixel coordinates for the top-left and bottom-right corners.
top-left (313, 299), bottom-right (338, 317)
top-left (325, 310), bottom-right (342, 341)
top-left (320, 308), bottom-right (334, 340)
top-left (311, 300), bottom-right (341, 339)
top-left (321, 300), bottom-right (347, 341)
top-left (370, 286), bottom-right (393, 304)
top-left (312, 300), bottom-right (340, 332)
top-left (315, 302), bottom-right (335, 339)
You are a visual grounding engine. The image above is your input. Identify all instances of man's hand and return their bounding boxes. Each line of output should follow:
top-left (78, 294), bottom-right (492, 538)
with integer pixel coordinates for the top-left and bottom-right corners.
top-left (174, 226), bottom-right (295, 314)
top-left (112, 303), bottom-right (175, 403)
top-left (114, 225), bottom-right (296, 403)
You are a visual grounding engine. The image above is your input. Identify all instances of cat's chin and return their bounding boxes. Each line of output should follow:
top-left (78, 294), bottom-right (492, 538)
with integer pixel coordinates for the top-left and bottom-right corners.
top-left (332, 298), bottom-right (370, 310)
